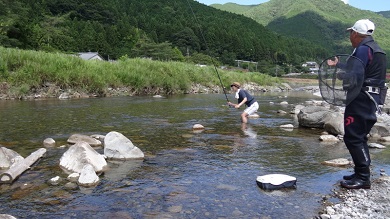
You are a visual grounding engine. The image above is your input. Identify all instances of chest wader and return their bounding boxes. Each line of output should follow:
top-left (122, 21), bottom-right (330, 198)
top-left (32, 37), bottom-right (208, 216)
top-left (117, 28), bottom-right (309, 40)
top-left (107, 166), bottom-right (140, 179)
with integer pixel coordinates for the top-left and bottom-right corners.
top-left (341, 39), bottom-right (386, 189)
top-left (341, 92), bottom-right (377, 189)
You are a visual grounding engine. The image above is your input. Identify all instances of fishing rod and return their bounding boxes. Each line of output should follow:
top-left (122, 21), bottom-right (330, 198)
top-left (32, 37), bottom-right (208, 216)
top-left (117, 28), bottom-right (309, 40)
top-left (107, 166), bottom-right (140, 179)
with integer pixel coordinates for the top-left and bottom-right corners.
top-left (186, 0), bottom-right (230, 103)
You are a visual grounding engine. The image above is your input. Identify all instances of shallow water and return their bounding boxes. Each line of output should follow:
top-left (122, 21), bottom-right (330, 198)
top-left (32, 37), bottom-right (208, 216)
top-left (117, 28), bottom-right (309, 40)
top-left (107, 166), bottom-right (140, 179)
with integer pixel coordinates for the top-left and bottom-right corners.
top-left (1, 92), bottom-right (390, 218)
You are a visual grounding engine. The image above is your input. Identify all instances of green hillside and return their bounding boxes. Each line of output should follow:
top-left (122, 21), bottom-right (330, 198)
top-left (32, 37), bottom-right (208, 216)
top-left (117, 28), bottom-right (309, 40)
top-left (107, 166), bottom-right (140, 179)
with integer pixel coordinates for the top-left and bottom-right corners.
top-left (377, 11), bottom-right (390, 18)
top-left (0, 0), bottom-right (328, 71)
top-left (212, 0), bottom-right (390, 55)
top-left (211, 3), bottom-right (257, 15)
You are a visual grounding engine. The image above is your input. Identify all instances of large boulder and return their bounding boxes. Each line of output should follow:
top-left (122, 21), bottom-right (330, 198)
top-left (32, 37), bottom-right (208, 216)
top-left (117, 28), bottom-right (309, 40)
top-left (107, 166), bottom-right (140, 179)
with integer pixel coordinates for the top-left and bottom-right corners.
top-left (371, 113), bottom-right (390, 137)
top-left (291, 104), bottom-right (305, 115)
top-left (323, 112), bottom-right (344, 135)
top-left (297, 106), bottom-right (333, 128)
top-left (0, 147), bottom-right (24, 169)
top-left (59, 141), bottom-right (107, 174)
top-left (371, 122), bottom-right (390, 138)
top-left (104, 131), bottom-right (144, 160)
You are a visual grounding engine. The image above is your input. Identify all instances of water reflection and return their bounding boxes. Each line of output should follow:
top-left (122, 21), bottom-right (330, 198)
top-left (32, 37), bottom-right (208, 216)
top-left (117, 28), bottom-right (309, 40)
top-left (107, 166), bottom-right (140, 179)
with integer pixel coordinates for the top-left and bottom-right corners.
top-left (241, 123), bottom-right (257, 139)
top-left (0, 92), bottom-right (389, 218)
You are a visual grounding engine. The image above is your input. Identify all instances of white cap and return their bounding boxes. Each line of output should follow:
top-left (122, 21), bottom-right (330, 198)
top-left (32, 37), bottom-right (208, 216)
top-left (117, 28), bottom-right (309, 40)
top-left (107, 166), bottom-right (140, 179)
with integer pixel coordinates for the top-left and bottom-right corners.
top-left (347, 19), bottom-right (375, 35)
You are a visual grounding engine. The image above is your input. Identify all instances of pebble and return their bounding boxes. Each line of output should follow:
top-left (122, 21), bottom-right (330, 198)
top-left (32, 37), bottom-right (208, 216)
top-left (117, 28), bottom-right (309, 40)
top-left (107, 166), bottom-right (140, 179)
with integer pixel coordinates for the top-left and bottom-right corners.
top-left (318, 177), bottom-right (390, 218)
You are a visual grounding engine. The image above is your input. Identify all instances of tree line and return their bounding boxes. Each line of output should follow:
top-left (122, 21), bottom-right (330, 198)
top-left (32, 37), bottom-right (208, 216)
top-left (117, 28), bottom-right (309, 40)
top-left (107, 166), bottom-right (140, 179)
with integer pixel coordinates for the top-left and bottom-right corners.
top-left (0, 0), bottom-right (330, 75)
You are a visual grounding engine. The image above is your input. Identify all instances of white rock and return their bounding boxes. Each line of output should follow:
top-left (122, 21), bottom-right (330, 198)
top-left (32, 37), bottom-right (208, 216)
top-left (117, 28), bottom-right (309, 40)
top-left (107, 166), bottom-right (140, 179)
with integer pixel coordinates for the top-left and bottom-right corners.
top-left (78, 164), bottom-right (99, 187)
top-left (330, 214), bottom-right (343, 219)
top-left (321, 158), bottom-right (351, 167)
top-left (67, 134), bottom-right (102, 147)
top-left (43, 138), bottom-right (56, 147)
top-left (280, 124), bottom-right (294, 129)
top-left (0, 214), bottom-right (17, 219)
top-left (326, 206), bottom-right (336, 215)
top-left (104, 131), bottom-right (144, 160)
top-left (59, 141), bottom-right (107, 173)
top-left (192, 124), bottom-right (205, 130)
top-left (67, 173), bottom-right (80, 182)
top-left (319, 134), bottom-right (339, 142)
top-left (368, 143), bottom-right (386, 149)
top-left (90, 134), bottom-right (105, 142)
top-left (0, 147), bottom-right (23, 169)
top-left (59, 92), bottom-right (70, 99)
top-left (48, 176), bottom-right (61, 185)
top-left (320, 214), bottom-right (331, 219)
top-left (312, 100), bottom-right (324, 106)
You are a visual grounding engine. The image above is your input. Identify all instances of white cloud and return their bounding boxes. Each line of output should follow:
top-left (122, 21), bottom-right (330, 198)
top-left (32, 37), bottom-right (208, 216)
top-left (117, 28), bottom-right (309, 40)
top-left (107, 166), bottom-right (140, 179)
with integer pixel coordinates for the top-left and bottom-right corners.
top-left (341, 0), bottom-right (349, 4)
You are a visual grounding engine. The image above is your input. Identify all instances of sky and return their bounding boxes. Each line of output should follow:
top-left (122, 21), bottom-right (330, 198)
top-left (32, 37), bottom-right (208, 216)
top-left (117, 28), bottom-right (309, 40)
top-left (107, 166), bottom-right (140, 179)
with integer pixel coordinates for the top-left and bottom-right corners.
top-left (196, 0), bottom-right (390, 12)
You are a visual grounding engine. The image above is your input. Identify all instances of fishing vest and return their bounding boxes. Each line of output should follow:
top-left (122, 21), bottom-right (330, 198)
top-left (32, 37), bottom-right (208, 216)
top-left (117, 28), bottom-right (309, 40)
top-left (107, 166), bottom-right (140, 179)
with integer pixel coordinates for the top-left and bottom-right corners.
top-left (361, 37), bottom-right (387, 105)
top-left (361, 38), bottom-right (386, 87)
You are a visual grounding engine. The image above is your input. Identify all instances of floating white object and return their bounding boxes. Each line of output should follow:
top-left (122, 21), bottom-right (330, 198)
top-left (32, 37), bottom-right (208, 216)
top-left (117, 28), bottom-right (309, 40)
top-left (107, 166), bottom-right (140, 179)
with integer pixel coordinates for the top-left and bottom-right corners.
top-left (256, 174), bottom-right (297, 190)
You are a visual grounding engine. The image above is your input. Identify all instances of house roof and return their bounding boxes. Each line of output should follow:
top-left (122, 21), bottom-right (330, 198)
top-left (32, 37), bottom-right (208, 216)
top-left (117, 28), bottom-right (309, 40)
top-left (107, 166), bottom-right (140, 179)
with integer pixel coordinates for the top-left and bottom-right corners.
top-left (78, 52), bottom-right (103, 60)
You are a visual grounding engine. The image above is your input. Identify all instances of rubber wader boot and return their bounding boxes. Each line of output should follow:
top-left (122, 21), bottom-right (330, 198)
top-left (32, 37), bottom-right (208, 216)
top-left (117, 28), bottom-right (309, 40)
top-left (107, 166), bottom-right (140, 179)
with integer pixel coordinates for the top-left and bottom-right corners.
top-left (343, 173), bottom-right (355, 180)
top-left (340, 167), bottom-right (371, 189)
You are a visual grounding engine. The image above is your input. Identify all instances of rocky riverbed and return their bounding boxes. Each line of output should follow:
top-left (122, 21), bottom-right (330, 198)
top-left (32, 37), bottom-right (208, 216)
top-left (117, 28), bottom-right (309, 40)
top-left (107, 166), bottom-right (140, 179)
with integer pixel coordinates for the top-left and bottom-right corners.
top-left (1, 79), bottom-right (390, 219)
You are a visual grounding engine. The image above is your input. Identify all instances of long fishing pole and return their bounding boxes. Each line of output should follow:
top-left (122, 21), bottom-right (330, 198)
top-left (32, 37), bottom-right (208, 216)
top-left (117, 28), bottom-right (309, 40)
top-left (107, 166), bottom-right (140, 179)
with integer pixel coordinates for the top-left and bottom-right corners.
top-left (186, 0), bottom-right (230, 103)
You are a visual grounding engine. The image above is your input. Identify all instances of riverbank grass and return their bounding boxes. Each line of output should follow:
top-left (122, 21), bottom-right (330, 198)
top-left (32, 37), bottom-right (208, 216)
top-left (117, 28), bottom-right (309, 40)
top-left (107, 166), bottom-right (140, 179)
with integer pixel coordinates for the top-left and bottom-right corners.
top-left (0, 47), bottom-right (281, 96)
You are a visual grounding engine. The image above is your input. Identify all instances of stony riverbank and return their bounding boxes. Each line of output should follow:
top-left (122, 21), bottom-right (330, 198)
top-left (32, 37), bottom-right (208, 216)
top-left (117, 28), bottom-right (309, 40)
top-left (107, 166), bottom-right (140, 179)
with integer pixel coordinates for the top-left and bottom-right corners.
top-left (316, 175), bottom-right (390, 219)
top-left (0, 82), bottom-right (295, 101)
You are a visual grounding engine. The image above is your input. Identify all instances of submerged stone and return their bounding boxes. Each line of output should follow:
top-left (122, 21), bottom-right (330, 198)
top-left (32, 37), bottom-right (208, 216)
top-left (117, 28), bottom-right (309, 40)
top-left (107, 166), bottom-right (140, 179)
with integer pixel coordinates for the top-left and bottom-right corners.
top-left (321, 158), bottom-right (351, 167)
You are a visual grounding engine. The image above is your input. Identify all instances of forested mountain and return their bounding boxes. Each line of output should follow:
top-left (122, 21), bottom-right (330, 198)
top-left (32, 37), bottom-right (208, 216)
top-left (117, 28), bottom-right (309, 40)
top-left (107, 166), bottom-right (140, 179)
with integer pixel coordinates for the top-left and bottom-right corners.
top-left (212, 0), bottom-right (390, 56)
top-left (0, 0), bottom-right (328, 71)
top-left (377, 11), bottom-right (390, 18)
top-left (211, 3), bottom-right (257, 15)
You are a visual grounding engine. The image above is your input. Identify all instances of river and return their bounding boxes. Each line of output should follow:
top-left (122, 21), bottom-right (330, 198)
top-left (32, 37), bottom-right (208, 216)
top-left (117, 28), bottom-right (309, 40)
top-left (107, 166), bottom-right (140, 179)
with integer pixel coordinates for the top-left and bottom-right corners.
top-left (1, 92), bottom-right (390, 218)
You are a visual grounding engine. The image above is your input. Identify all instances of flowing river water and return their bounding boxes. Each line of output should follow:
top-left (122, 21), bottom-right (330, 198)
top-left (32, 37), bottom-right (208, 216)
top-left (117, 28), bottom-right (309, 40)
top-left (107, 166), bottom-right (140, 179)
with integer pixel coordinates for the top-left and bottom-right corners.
top-left (1, 92), bottom-right (390, 218)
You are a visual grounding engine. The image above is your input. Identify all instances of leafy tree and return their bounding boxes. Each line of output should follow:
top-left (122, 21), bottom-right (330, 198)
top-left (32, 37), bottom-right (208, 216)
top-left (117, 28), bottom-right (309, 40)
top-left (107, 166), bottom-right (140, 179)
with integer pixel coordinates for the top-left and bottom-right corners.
top-left (130, 35), bottom-right (184, 61)
top-left (172, 27), bottom-right (201, 56)
top-left (186, 52), bottom-right (220, 66)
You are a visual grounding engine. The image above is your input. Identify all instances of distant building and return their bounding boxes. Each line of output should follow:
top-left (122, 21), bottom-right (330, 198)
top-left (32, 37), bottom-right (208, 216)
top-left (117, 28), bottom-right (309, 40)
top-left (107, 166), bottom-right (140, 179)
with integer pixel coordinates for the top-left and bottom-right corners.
top-left (78, 52), bottom-right (104, 61)
top-left (302, 61), bottom-right (319, 74)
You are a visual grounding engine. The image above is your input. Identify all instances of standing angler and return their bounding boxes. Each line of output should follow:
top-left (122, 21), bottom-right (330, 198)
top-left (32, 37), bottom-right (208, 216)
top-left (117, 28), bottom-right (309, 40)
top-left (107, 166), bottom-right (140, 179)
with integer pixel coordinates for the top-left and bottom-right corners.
top-left (227, 82), bottom-right (259, 124)
top-left (327, 19), bottom-right (387, 189)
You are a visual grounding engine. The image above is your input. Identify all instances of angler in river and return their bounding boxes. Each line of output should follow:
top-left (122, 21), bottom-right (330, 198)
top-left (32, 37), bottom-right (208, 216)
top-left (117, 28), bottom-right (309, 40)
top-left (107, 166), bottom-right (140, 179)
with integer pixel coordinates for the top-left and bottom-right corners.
top-left (227, 82), bottom-right (259, 124)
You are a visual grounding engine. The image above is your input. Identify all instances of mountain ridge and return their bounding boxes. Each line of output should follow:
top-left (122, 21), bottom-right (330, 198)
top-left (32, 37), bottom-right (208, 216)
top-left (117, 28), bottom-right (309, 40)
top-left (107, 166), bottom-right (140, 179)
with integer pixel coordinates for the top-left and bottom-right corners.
top-left (211, 0), bottom-right (390, 55)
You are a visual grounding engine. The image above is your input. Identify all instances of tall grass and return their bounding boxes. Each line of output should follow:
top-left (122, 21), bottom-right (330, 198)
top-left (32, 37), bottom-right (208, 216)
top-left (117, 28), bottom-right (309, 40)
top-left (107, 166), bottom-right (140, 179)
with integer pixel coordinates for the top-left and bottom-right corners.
top-left (0, 47), bottom-right (281, 95)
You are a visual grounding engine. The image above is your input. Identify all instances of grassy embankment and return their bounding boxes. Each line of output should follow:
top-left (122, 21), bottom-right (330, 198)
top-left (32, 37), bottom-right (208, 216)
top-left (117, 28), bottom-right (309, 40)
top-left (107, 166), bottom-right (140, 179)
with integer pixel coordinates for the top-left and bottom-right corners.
top-left (0, 47), bottom-right (281, 98)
